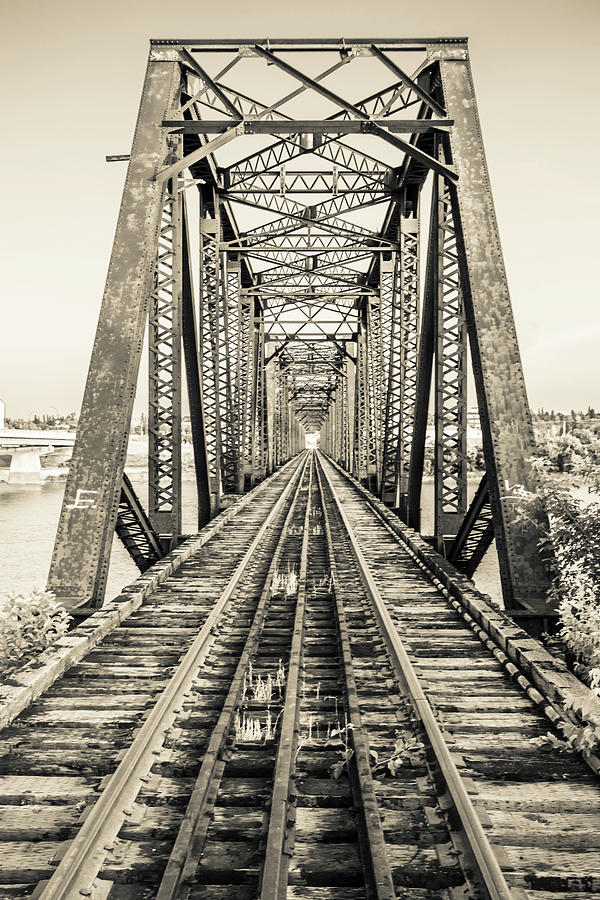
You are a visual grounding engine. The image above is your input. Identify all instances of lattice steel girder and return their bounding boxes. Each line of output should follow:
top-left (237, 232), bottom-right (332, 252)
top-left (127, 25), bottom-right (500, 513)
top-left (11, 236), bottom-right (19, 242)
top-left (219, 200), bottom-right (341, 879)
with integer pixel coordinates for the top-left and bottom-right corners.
top-left (365, 292), bottom-right (384, 487)
top-left (397, 215), bottom-right (420, 514)
top-left (433, 171), bottom-right (467, 547)
top-left (406, 180), bottom-right (437, 532)
top-left (436, 47), bottom-right (552, 614)
top-left (199, 190), bottom-right (223, 511)
top-left (220, 255), bottom-right (241, 493)
top-left (380, 244), bottom-right (403, 505)
top-left (181, 196), bottom-right (212, 529)
top-left (148, 173), bottom-right (183, 541)
top-left (238, 294), bottom-right (254, 485)
top-left (47, 57), bottom-right (182, 610)
top-left (252, 316), bottom-right (269, 480)
top-left (354, 322), bottom-right (370, 483)
top-left (377, 255), bottom-right (398, 498)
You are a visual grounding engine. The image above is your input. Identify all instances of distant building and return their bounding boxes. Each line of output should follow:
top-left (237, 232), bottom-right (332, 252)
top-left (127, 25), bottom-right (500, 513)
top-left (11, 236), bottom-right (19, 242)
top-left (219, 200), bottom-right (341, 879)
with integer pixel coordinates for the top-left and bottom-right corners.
top-left (0, 399), bottom-right (4, 431)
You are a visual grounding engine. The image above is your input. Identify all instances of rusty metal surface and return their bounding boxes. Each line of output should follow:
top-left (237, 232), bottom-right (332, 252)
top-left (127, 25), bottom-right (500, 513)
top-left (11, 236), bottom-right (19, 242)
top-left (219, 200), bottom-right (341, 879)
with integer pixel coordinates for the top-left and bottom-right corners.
top-left (438, 50), bottom-right (552, 613)
top-left (47, 58), bottom-right (181, 609)
top-left (181, 197), bottom-right (212, 528)
top-left (433, 169), bottom-right (467, 546)
top-left (148, 174), bottom-right (183, 540)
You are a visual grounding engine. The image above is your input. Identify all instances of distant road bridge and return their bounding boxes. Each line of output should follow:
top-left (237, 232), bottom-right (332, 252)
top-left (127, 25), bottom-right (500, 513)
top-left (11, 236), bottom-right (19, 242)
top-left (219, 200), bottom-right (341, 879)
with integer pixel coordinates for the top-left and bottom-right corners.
top-left (0, 429), bottom-right (76, 483)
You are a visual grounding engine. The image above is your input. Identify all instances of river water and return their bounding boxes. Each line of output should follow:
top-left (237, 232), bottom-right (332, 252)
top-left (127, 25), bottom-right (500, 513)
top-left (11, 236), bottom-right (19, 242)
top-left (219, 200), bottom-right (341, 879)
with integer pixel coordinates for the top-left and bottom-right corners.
top-left (0, 466), bottom-right (502, 606)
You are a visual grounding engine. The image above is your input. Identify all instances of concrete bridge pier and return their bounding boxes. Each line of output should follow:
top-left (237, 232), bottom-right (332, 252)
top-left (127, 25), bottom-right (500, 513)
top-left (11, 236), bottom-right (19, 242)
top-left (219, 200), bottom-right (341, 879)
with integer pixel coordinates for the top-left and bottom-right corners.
top-left (7, 445), bottom-right (53, 484)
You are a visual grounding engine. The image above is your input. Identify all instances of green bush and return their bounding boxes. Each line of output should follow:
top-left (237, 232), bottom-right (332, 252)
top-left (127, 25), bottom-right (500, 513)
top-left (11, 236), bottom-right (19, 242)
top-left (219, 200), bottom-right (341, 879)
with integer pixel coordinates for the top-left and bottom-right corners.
top-left (0, 589), bottom-right (71, 678)
top-left (507, 463), bottom-right (600, 695)
top-left (544, 483), bottom-right (600, 694)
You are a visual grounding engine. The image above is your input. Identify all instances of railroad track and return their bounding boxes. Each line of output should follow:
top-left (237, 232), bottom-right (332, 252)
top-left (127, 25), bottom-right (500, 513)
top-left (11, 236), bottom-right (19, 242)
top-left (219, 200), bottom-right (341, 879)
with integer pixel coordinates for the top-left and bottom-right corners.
top-left (1, 451), bottom-right (599, 899)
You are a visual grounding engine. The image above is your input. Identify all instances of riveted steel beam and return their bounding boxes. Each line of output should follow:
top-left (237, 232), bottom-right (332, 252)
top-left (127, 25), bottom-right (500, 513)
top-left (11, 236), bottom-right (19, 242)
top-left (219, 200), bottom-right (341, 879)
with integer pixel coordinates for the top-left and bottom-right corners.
top-left (181, 197), bottom-right (211, 528)
top-left (438, 50), bottom-right (552, 615)
top-left (163, 119), bottom-right (453, 133)
top-left (406, 183), bottom-right (437, 532)
top-left (148, 172), bottom-right (183, 543)
top-left (199, 188), bottom-right (223, 512)
top-left (47, 57), bottom-right (182, 610)
top-left (433, 170), bottom-right (467, 551)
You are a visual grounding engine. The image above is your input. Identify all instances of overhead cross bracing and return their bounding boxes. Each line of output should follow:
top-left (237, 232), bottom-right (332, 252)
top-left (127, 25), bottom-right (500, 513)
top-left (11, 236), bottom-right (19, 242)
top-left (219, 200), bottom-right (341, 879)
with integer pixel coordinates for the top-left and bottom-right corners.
top-left (47, 36), bottom-right (556, 635)
top-left (160, 38), bottom-right (451, 438)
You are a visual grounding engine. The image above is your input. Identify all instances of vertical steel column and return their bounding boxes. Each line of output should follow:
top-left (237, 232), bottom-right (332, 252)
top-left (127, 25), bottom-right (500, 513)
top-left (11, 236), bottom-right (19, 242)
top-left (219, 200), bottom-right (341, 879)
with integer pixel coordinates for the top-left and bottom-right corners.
top-left (365, 292), bottom-right (383, 490)
top-left (322, 407), bottom-right (329, 454)
top-left (292, 416), bottom-right (302, 456)
top-left (238, 290), bottom-right (254, 491)
top-left (240, 296), bottom-right (254, 486)
top-left (272, 362), bottom-right (282, 468)
top-left (407, 181), bottom-right (438, 531)
top-left (380, 251), bottom-right (402, 506)
top-left (334, 386), bottom-right (343, 463)
top-left (181, 197), bottom-right (211, 529)
top-left (354, 308), bottom-right (370, 483)
top-left (327, 398), bottom-right (335, 459)
top-left (254, 313), bottom-right (268, 477)
top-left (199, 189), bottom-right (222, 512)
top-left (148, 172), bottom-right (182, 542)
top-left (265, 358), bottom-right (275, 474)
top-left (222, 257), bottom-right (242, 492)
top-left (345, 352), bottom-right (356, 474)
top-left (398, 214), bottom-right (420, 518)
top-left (437, 47), bottom-right (551, 613)
top-left (340, 368), bottom-right (350, 469)
top-left (282, 370), bottom-right (290, 463)
top-left (47, 56), bottom-right (182, 609)
top-left (434, 174), bottom-right (467, 551)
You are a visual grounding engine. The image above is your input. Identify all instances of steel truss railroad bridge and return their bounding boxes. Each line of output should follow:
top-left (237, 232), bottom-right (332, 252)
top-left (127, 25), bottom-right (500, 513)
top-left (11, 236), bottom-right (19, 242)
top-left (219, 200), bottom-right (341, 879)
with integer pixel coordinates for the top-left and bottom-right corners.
top-left (48, 36), bottom-right (553, 632)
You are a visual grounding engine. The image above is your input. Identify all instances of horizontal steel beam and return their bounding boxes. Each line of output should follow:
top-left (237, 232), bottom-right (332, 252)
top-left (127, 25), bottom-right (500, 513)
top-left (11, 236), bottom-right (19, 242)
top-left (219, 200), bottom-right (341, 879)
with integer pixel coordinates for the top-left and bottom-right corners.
top-left (264, 335), bottom-right (351, 342)
top-left (163, 119), bottom-right (453, 133)
top-left (233, 245), bottom-right (396, 252)
top-left (151, 38), bottom-right (468, 47)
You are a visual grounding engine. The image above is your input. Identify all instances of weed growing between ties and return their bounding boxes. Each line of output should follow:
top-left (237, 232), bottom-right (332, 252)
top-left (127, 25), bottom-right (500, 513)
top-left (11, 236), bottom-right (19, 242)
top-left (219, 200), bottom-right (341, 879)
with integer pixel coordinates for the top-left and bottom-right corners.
top-left (295, 669), bottom-right (428, 780)
top-left (0, 589), bottom-right (71, 678)
top-left (271, 567), bottom-right (298, 597)
top-left (234, 659), bottom-right (287, 744)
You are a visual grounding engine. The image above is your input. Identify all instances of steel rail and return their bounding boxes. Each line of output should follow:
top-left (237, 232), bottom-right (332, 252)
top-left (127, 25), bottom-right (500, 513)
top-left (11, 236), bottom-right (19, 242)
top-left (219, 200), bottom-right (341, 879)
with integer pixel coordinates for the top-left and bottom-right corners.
top-left (38, 452), bottom-right (309, 900)
top-left (314, 459), bottom-right (396, 899)
top-left (156, 451), bottom-right (312, 897)
top-left (317, 452), bottom-right (517, 900)
top-left (324, 454), bottom-right (600, 780)
top-left (259, 453), bottom-right (313, 899)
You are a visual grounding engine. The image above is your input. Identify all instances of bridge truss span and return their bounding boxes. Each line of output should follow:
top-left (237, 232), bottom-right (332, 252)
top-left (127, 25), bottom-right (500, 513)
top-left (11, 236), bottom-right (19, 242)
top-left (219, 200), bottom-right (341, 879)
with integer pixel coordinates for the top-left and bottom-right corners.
top-left (47, 36), bottom-right (554, 627)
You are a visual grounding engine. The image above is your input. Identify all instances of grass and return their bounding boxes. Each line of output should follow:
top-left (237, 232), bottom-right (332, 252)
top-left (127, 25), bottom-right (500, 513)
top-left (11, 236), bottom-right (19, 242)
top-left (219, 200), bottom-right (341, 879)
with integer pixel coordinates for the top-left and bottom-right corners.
top-left (0, 589), bottom-right (71, 678)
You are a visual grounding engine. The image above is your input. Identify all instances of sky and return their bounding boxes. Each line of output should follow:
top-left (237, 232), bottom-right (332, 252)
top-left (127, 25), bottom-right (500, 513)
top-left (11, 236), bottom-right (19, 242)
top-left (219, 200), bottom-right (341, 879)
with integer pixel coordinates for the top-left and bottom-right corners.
top-left (0, 0), bottom-right (598, 418)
